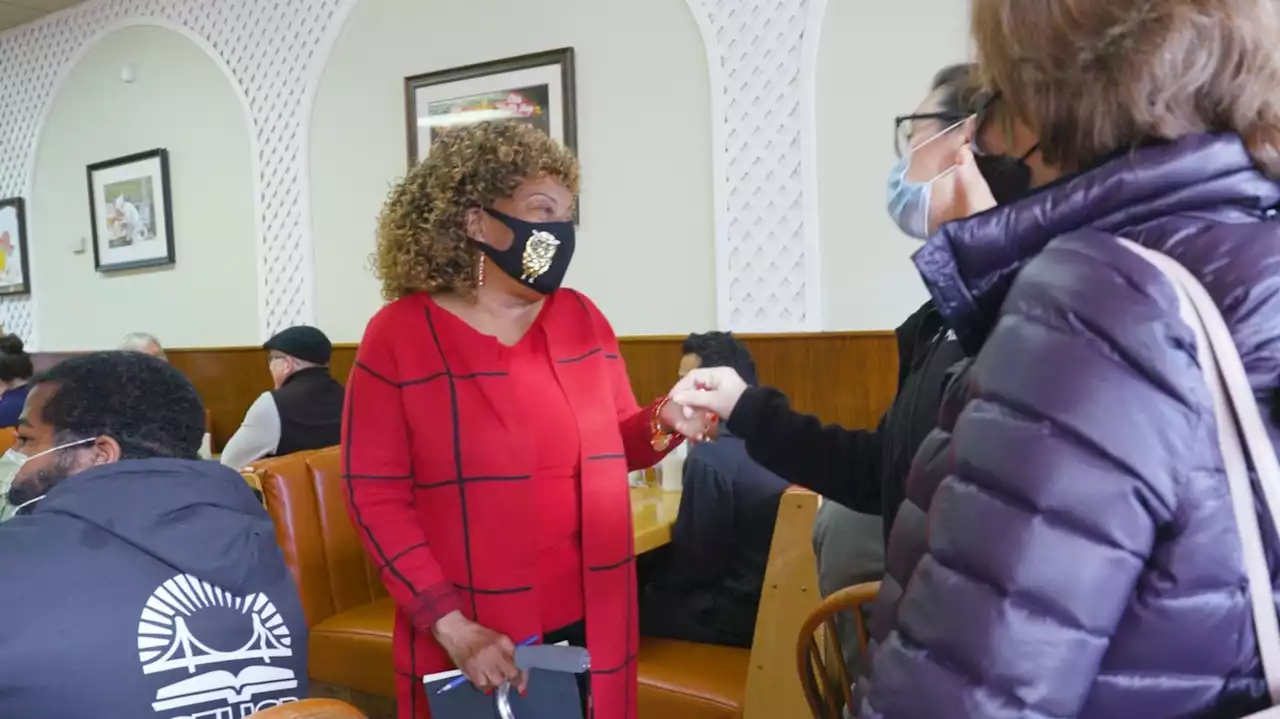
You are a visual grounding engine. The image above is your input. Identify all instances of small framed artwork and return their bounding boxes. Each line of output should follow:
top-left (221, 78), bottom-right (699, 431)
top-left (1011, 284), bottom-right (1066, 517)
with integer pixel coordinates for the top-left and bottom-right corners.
top-left (405, 48), bottom-right (578, 167)
top-left (0, 198), bottom-right (30, 296)
top-left (86, 148), bottom-right (175, 273)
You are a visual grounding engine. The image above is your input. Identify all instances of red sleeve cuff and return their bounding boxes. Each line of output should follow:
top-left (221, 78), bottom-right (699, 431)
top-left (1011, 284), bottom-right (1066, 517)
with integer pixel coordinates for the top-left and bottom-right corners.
top-left (407, 580), bottom-right (467, 633)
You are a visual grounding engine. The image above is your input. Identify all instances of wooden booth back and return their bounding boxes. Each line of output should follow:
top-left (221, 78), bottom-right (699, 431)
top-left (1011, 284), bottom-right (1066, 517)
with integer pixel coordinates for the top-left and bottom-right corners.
top-left (31, 331), bottom-right (899, 451)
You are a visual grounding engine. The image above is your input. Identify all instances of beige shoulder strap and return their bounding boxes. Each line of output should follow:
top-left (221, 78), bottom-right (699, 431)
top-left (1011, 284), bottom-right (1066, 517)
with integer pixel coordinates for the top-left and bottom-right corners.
top-left (1119, 238), bottom-right (1280, 714)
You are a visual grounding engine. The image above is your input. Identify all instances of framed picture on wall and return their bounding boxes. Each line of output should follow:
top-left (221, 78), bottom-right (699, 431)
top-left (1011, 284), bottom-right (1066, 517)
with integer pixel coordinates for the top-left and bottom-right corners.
top-left (0, 197), bottom-right (31, 296)
top-left (86, 148), bottom-right (175, 273)
top-left (405, 48), bottom-right (578, 167)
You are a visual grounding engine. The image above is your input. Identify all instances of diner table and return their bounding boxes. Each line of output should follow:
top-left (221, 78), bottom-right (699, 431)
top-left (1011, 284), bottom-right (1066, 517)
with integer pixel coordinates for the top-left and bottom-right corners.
top-left (631, 484), bottom-right (681, 554)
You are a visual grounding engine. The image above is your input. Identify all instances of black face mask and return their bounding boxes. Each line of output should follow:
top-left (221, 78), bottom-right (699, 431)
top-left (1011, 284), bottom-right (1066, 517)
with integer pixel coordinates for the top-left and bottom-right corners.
top-left (974, 143), bottom-right (1038, 205)
top-left (473, 208), bottom-right (575, 295)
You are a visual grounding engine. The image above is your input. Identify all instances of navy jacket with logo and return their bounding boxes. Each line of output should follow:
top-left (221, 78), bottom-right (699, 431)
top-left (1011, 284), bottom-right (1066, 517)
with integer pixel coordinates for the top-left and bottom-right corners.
top-left (0, 458), bottom-right (309, 718)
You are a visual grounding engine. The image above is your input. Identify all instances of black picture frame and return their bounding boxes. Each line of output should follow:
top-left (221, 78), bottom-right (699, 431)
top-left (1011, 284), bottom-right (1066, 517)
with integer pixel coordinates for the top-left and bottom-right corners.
top-left (0, 197), bottom-right (31, 297)
top-left (86, 148), bottom-right (176, 273)
top-left (404, 47), bottom-right (578, 168)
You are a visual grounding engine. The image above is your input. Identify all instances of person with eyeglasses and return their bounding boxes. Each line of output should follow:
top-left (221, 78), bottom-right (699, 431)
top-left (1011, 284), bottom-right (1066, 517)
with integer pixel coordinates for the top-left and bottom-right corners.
top-left (737, 0), bottom-right (1280, 715)
top-left (219, 325), bottom-right (344, 471)
top-left (663, 64), bottom-right (1033, 678)
top-left (669, 62), bottom-right (1028, 536)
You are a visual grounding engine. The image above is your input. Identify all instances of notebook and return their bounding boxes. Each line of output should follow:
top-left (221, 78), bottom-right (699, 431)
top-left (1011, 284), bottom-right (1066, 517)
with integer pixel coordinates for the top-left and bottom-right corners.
top-left (423, 652), bottom-right (583, 718)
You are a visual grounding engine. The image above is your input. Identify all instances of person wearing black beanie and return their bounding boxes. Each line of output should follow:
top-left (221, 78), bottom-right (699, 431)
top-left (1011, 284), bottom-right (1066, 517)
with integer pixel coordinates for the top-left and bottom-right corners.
top-left (220, 325), bottom-right (344, 470)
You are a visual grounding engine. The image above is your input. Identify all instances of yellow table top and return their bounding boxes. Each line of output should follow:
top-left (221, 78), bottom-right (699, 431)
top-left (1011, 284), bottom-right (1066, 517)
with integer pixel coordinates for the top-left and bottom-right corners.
top-left (631, 485), bottom-right (681, 554)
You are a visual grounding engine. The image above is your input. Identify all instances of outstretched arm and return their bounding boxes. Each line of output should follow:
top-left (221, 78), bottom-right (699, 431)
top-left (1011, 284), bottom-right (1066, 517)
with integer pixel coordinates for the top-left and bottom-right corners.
top-left (726, 386), bottom-right (884, 514)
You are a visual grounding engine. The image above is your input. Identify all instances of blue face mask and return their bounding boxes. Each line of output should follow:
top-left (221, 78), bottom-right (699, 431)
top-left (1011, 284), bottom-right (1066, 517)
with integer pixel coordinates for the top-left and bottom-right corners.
top-left (886, 118), bottom-right (967, 239)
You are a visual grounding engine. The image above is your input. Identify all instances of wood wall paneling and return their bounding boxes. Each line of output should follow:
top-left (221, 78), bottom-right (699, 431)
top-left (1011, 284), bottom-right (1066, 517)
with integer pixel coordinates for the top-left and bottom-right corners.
top-left (31, 332), bottom-right (898, 451)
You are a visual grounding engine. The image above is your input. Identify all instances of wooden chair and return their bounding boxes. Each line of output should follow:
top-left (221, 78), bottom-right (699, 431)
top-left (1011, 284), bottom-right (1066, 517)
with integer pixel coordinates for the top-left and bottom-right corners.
top-left (636, 486), bottom-right (824, 719)
top-left (248, 699), bottom-right (367, 718)
top-left (241, 468), bottom-right (267, 507)
top-left (796, 581), bottom-right (881, 719)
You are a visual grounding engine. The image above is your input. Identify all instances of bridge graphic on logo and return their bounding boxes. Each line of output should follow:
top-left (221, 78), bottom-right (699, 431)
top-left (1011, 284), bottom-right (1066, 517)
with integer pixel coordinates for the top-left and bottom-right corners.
top-left (138, 574), bottom-right (293, 675)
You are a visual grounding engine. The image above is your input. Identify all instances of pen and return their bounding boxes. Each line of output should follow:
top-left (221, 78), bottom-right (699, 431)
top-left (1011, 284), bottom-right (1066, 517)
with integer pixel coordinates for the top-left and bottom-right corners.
top-left (436, 634), bottom-right (539, 695)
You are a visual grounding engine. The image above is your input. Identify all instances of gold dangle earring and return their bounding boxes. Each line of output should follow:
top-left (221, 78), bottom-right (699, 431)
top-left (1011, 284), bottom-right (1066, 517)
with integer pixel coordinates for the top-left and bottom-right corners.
top-left (477, 254), bottom-right (486, 287)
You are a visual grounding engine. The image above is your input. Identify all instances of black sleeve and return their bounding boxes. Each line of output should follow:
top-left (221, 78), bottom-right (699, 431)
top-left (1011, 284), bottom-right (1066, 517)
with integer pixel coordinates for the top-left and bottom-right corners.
top-left (665, 456), bottom-right (734, 588)
top-left (726, 386), bottom-right (883, 515)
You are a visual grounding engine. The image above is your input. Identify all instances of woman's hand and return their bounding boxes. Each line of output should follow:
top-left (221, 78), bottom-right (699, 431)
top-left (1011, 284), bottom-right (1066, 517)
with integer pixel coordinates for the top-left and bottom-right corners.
top-left (432, 611), bottom-right (522, 692)
top-left (666, 367), bottom-right (749, 436)
top-left (658, 394), bottom-right (717, 442)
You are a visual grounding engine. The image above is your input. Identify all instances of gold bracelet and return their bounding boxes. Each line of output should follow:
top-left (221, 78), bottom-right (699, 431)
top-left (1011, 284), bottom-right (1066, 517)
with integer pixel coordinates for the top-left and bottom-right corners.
top-left (650, 397), bottom-right (674, 451)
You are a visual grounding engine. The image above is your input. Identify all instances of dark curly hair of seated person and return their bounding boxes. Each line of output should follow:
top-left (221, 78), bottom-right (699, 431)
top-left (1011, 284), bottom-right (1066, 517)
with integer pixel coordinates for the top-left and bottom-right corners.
top-left (0, 334), bottom-right (33, 384)
top-left (373, 121), bottom-right (581, 301)
top-left (682, 331), bottom-right (760, 386)
top-left (33, 351), bottom-right (206, 460)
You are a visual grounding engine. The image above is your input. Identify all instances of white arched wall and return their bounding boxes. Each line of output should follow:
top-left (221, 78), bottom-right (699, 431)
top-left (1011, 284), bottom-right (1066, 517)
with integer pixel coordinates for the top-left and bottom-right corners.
top-left (816, 3), bottom-right (970, 330)
top-left (0, 0), bottom-right (979, 347)
top-left (29, 25), bottom-right (257, 350)
top-left (0, 0), bottom-right (360, 348)
top-left (309, 0), bottom-right (715, 341)
top-left (683, 0), bottom-right (828, 332)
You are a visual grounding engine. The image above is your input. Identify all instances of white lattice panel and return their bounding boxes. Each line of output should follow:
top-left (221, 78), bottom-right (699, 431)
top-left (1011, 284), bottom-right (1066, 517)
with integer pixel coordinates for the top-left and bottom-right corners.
top-left (0, 0), bottom-right (358, 347)
top-left (685, 0), bottom-right (826, 332)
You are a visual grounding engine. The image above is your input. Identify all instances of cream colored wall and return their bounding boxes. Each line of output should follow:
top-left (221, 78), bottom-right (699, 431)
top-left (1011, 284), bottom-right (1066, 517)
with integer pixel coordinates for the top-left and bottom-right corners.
top-left (29, 25), bottom-right (257, 350)
top-left (817, 3), bottom-right (971, 331)
top-left (309, 0), bottom-right (714, 341)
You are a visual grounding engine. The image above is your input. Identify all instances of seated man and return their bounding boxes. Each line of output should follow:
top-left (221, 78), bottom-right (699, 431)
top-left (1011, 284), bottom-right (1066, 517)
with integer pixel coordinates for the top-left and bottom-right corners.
top-left (221, 325), bottom-right (343, 470)
top-left (640, 332), bottom-right (789, 648)
top-left (0, 351), bottom-right (308, 717)
top-left (119, 331), bottom-right (167, 361)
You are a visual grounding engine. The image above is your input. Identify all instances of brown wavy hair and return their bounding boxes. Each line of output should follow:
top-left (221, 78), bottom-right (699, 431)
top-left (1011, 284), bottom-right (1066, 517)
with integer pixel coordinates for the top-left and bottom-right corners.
top-left (373, 122), bottom-right (580, 300)
top-left (971, 0), bottom-right (1280, 177)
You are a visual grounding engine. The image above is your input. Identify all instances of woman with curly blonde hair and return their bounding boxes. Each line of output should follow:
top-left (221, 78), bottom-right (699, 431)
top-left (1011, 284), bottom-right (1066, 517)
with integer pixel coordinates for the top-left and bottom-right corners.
top-left (341, 122), bottom-right (709, 719)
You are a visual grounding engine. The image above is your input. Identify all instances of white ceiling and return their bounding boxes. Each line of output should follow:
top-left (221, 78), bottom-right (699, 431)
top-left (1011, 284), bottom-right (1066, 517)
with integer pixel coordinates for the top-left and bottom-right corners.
top-left (0, 0), bottom-right (88, 32)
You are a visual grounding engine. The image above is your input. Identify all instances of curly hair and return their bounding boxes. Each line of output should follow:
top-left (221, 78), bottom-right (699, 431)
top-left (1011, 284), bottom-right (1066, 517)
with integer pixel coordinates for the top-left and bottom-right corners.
top-left (681, 331), bottom-right (759, 386)
top-left (373, 122), bottom-right (581, 301)
top-left (34, 351), bottom-right (205, 460)
top-left (0, 334), bottom-right (32, 383)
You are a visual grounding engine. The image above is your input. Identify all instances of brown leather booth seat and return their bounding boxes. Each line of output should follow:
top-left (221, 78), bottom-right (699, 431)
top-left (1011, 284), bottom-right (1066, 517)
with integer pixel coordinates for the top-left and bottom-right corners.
top-left (638, 638), bottom-right (750, 719)
top-left (249, 698), bottom-right (368, 718)
top-left (249, 448), bottom-right (395, 698)
top-left (636, 487), bottom-right (822, 719)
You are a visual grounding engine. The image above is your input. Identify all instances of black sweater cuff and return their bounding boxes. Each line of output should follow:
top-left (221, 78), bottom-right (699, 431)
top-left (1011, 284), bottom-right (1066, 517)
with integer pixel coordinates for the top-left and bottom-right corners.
top-left (727, 386), bottom-right (788, 443)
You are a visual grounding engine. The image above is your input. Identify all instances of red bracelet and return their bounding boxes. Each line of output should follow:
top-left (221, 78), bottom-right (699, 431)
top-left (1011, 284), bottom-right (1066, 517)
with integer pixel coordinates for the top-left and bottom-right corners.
top-left (650, 397), bottom-right (674, 451)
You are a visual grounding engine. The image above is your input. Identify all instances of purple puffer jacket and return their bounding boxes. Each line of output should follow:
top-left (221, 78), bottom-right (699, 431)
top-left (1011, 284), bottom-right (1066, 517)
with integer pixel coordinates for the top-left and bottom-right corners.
top-left (859, 133), bottom-right (1280, 719)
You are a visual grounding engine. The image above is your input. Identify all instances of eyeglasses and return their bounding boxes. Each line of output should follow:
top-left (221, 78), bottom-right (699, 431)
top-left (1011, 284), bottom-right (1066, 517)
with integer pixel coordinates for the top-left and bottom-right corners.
top-left (894, 112), bottom-right (968, 158)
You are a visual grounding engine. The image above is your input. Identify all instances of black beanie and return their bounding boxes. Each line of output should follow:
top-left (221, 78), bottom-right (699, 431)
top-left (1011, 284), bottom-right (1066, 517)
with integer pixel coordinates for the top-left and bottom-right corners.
top-left (264, 326), bottom-right (332, 365)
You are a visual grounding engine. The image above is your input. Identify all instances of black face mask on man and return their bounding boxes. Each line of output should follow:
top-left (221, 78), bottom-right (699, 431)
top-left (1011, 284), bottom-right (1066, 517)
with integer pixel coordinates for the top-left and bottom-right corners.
top-left (472, 208), bottom-right (575, 295)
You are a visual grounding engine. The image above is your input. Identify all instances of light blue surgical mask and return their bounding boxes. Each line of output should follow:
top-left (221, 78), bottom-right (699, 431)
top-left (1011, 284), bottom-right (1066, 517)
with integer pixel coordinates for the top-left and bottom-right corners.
top-left (0, 437), bottom-right (94, 522)
top-left (886, 118), bottom-right (968, 239)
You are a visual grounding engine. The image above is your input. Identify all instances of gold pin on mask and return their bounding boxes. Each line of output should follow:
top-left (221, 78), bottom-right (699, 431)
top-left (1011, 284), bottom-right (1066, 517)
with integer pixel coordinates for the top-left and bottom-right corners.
top-left (521, 230), bottom-right (560, 281)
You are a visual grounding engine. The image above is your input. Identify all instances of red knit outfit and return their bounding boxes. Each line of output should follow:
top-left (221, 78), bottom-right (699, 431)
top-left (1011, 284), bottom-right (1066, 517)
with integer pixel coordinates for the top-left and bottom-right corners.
top-left (511, 325), bottom-right (585, 632)
top-left (342, 289), bottom-right (676, 719)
